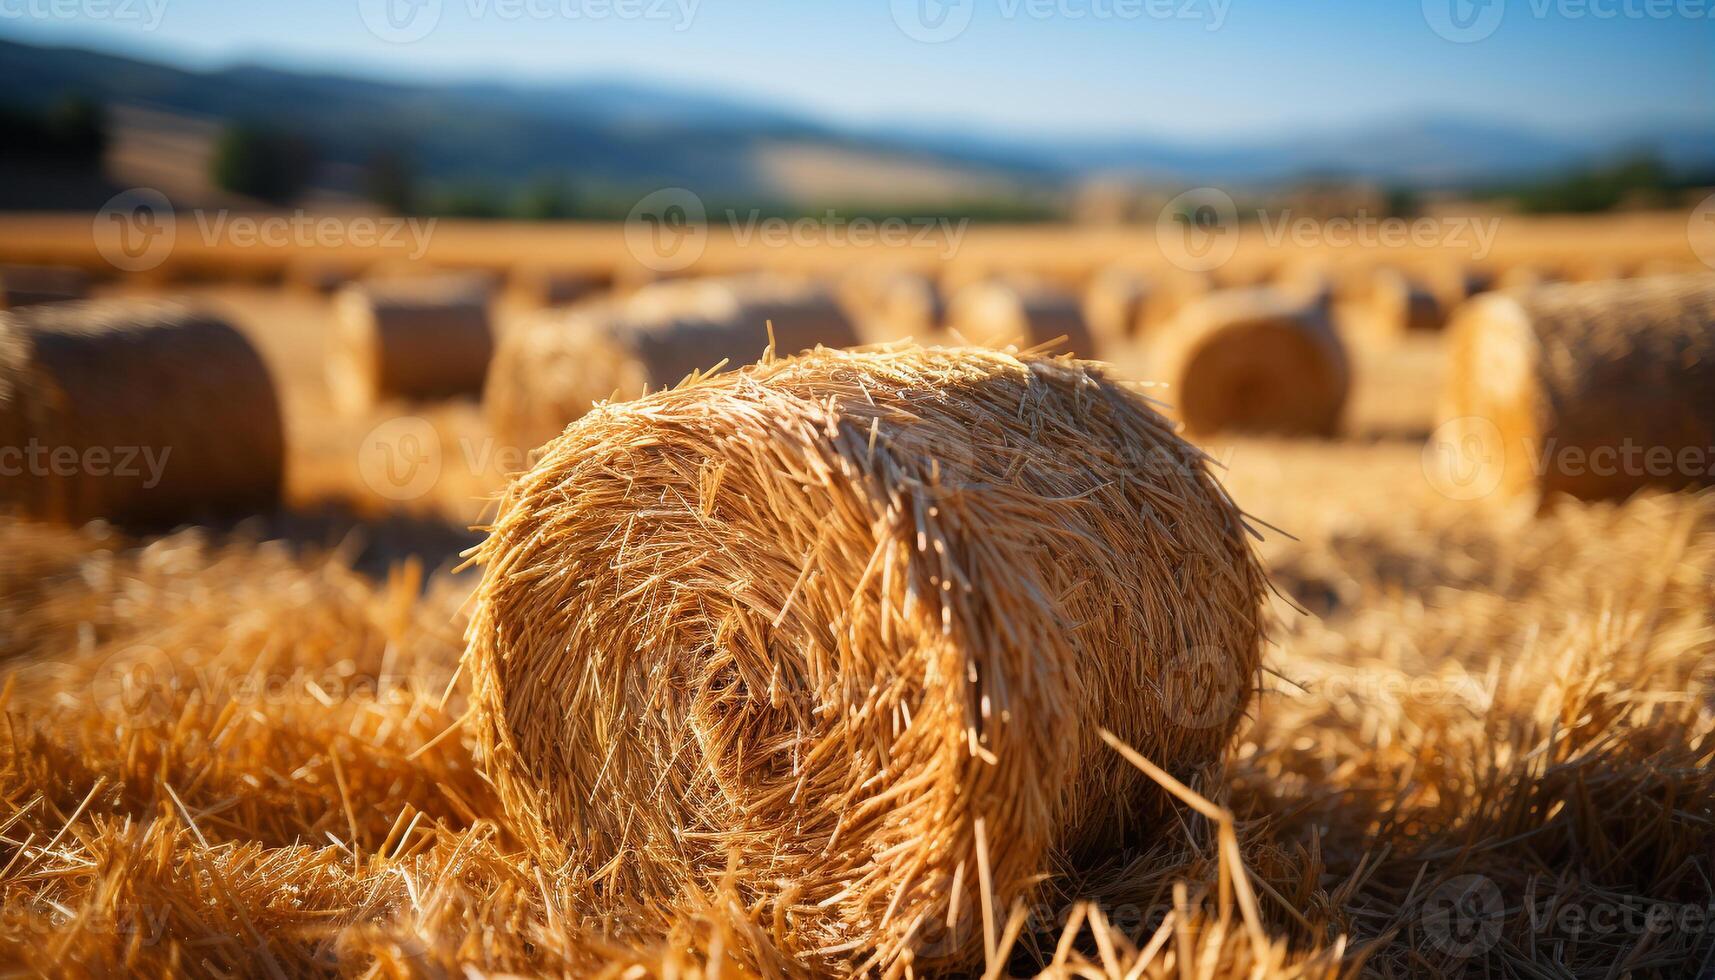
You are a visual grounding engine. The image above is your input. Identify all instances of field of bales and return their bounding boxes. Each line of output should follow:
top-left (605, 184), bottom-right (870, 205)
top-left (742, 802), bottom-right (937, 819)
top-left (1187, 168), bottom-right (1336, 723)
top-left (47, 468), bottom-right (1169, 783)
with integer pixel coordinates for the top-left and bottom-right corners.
top-left (2, 210), bottom-right (1714, 978)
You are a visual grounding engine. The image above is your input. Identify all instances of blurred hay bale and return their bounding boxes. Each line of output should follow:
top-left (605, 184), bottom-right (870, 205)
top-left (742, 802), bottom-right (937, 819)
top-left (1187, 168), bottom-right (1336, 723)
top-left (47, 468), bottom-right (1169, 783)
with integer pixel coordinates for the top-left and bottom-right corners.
top-left (465, 345), bottom-right (1268, 975)
top-left (1421, 260), bottom-right (1495, 310)
top-left (947, 278), bottom-right (1096, 355)
top-left (0, 265), bottom-right (91, 309)
top-left (328, 279), bottom-right (495, 415)
top-left (0, 301), bottom-right (283, 527)
top-left (1154, 286), bottom-right (1350, 436)
top-left (485, 276), bottom-right (859, 454)
top-left (510, 266), bottom-right (609, 308)
top-left (1495, 262), bottom-right (1554, 291)
top-left (1367, 267), bottom-right (1448, 334)
top-left (1083, 265), bottom-right (1153, 342)
top-left (838, 265), bottom-right (945, 342)
top-left (1434, 275), bottom-right (1715, 504)
top-left (871, 271), bottom-right (947, 342)
top-left (284, 258), bottom-right (362, 295)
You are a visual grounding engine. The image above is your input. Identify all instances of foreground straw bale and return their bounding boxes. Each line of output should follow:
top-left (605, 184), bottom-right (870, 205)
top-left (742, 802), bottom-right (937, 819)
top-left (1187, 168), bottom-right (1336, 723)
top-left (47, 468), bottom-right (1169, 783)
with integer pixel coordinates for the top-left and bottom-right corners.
top-left (484, 276), bottom-right (859, 454)
top-left (465, 345), bottom-right (1269, 974)
top-left (948, 278), bottom-right (1097, 355)
top-left (1434, 275), bottom-right (1715, 504)
top-left (1154, 287), bottom-right (1350, 437)
top-left (327, 278), bottom-right (495, 415)
top-left (0, 301), bottom-right (284, 527)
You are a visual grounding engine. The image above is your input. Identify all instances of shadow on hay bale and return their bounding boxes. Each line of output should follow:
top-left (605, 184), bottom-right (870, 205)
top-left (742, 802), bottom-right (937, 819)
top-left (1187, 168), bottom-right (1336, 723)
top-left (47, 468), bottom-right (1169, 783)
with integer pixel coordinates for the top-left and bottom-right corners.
top-left (1432, 274), bottom-right (1715, 506)
top-left (465, 344), bottom-right (1268, 975)
top-left (1153, 285), bottom-right (1351, 437)
top-left (484, 276), bottom-right (859, 456)
top-left (0, 300), bottom-right (284, 528)
top-left (327, 278), bottom-right (495, 416)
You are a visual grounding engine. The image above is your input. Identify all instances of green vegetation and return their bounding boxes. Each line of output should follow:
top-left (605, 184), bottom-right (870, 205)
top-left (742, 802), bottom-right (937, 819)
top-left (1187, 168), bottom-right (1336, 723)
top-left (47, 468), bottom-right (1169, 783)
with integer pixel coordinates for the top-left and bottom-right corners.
top-left (1481, 154), bottom-right (1709, 214)
top-left (211, 124), bottom-right (320, 206)
top-left (0, 96), bottom-right (108, 165)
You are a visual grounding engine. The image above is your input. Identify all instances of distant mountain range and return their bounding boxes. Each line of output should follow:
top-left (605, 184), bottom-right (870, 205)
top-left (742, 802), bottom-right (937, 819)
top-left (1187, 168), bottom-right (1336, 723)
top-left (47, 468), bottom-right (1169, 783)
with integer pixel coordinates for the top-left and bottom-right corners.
top-left (2, 36), bottom-right (1711, 206)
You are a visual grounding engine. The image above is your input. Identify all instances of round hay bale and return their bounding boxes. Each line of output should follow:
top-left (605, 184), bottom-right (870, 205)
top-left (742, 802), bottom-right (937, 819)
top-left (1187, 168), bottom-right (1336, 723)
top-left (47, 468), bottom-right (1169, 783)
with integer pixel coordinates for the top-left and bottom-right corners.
top-left (485, 278), bottom-right (860, 454)
top-left (284, 259), bottom-right (361, 296)
top-left (947, 279), bottom-right (1097, 355)
top-left (868, 271), bottom-right (947, 342)
top-left (512, 267), bottom-right (608, 308)
top-left (1434, 275), bottom-right (1715, 504)
top-left (0, 301), bottom-right (283, 527)
top-left (1154, 286), bottom-right (1350, 436)
top-left (328, 279), bottom-right (495, 415)
top-left (1368, 267), bottom-right (1448, 334)
top-left (0, 265), bottom-right (91, 309)
top-left (1083, 266), bottom-right (1153, 342)
top-left (1421, 261), bottom-right (1495, 310)
top-left (465, 345), bottom-right (1268, 974)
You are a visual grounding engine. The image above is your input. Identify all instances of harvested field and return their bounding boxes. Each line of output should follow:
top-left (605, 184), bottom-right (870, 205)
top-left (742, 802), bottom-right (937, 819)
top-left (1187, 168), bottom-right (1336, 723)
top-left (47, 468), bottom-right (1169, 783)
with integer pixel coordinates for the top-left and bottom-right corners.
top-left (1, 212), bottom-right (1712, 979)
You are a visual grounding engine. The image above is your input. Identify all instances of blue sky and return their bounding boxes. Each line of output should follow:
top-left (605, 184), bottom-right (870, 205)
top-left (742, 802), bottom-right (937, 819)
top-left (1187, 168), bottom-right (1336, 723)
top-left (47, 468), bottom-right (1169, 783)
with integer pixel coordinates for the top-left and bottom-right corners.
top-left (1, 0), bottom-right (1709, 139)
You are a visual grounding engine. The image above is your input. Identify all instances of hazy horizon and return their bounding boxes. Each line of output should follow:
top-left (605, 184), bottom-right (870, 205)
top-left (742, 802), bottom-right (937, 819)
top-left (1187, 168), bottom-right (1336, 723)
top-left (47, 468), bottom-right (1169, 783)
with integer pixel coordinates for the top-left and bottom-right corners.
top-left (2, 0), bottom-right (1709, 143)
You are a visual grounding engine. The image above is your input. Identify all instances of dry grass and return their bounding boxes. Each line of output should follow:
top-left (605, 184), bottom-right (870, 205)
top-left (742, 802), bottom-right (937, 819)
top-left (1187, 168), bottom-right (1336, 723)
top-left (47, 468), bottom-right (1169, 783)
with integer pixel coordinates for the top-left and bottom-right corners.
top-left (1, 442), bottom-right (1709, 977)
